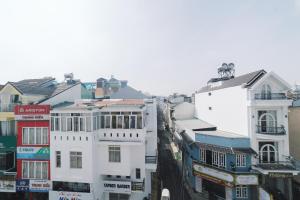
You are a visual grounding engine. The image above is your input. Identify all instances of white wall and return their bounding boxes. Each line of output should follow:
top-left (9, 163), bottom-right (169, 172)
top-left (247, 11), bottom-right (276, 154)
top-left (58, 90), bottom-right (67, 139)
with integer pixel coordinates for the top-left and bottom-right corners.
top-left (173, 102), bottom-right (195, 120)
top-left (195, 86), bottom-right (249, 136)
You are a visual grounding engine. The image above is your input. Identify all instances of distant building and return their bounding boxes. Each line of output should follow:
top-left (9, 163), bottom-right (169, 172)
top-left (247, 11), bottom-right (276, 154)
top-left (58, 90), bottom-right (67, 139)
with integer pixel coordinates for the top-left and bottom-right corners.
top-left (194, 66), bottom-right (298, 200)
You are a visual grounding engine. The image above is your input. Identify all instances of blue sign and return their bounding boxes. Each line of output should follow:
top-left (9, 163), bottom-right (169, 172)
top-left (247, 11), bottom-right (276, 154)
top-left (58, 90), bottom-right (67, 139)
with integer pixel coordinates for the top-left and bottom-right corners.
top-left (16, 180), bottom-right (29, 192)
top-left (17, 147), bottom-right (50, 160)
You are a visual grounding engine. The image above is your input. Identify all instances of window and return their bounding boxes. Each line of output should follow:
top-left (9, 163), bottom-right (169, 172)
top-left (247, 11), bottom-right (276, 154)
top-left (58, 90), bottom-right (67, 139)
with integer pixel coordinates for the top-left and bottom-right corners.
top-left (74, 117), bottom-right (79, 132)
top-left (22, 127), bottom-right (49, 145)
top-left (105, 116), bottom-right (111, 129)
top-left (136, 168), bottom-right (141, 179)
top-left (0, 152), bottom-right (15, 171)
top-left (61, 116), bottom-right (67, 132)
top-left (67, 117), bottom-right (73, 132)
top-left (259, 142), bottom-right (277, 163)
top-left (56, 151), bottom-right (61, 168)
top-left (101, 116), bottom-right (105, 128)
top-left (137, 115), bottom-right (142, 129)
top-left (117, 116), bottom-right (123, 129)
top-left (236, 185), bottom-right (248, 198)
top-left (124, 116), bottom-right (129, 129)
top-left (130, 116), bottom-right (136, 129)
top-left (258, 111), bottom-right (277, 133)
top-left (70, 152), bottom-right (82, 169)
top-left (212, 151), bottom-right (226, 168)
top-left (109, 146), bottom-right (121, 162)
top-left (53, 181), bottom-right (90, 193)
top-left (236, 154), bottom-right (246, 167)
top-left (55, 117), bottom-right (60, 131)
top-left (80, 117), bottom-right (85, 131)
top-left (199, 148), bottom-right (206, 163)
top-left (22, 161), bottom-right (48, 179)
top-left (0, 120), bottom-right (16, 136)
top-left (87, 116), bottom-right (92, 132)
top-left (112, 115), bottom-right (117, 129)
top-left (261, 84), bottom-right (272, 99)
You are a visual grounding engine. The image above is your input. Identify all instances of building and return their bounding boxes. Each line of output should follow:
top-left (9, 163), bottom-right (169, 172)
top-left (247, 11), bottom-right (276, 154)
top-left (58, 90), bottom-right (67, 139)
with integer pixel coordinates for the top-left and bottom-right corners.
top-left (194, 66), bottom-right (298, 199)
top-left (49, 98), bottom-right (157, 200)
top-left (14, 105), bottom-right (51, 199)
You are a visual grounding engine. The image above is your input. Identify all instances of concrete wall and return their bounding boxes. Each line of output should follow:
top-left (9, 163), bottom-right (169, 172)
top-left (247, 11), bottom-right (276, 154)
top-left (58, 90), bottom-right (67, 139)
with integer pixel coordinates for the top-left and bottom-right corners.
top-left (195, 86), bottom-right (249, 136)
top-left (173, 102), bottom-right (195, 120)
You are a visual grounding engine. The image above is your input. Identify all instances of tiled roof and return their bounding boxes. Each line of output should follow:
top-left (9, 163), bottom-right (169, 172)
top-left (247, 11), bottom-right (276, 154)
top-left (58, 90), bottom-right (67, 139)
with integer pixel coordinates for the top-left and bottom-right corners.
top-left (197, 70), bottom-right (266, 93)
top-left (10, 78), bottom-right (56, 96)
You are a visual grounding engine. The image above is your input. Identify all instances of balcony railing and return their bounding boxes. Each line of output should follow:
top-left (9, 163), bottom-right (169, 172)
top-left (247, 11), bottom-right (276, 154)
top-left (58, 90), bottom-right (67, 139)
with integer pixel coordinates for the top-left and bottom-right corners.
top-left (0, 103), bottom-right (20, 112)
top-left (256, 125), bottom-right (286, 135)
top-left (131, 180), bottom-right (144, 191)
top-left (145, 156), bottom-right (157, 164)
top-left (255, 161), bottom-right (296, 171)
top-left (254, 93), bottom-right (287, 100)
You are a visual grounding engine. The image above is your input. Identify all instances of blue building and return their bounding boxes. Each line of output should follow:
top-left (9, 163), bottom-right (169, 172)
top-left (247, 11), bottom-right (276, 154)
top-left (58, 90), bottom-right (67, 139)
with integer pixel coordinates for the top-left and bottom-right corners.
top-left (175, 119), bottom-right (259, 200)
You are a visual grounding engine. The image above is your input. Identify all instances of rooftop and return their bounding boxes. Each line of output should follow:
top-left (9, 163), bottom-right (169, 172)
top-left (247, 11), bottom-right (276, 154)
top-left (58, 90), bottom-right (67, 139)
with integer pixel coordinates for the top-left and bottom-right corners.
top-left (197, 69), bottom-right (266, 93)
top-left (175, 118), bottom-right (216, 131)
top-left (196, 130), bottom-right (247, 138)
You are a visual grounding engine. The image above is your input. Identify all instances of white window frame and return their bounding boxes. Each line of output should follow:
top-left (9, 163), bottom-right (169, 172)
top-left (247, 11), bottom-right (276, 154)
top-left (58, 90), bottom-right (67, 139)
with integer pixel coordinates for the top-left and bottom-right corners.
top-left (56, 151), bottom-right (61, 168)
top-left (199, 148), bottom-right (206, 163)
top-left (22, 127), bottom-right (49, 145)
top-left (22, 160), bottom-right (48, 179)
top-left (236, 185), bottom-right (248, 198)
top-left (70, 151), bottom-right (82, 169)
top-left (212, 151), bottom-right (226, 168)
top-left (236, 154), bottom-right (246, 167)
top-left (108, 145), bottom-right (121, 163)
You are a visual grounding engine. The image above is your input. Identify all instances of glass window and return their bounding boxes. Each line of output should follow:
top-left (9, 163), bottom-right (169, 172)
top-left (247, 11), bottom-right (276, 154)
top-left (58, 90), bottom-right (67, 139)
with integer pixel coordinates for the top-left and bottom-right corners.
top-left (29, 128), bottom-right (35, 144)
top-left (236, 154), bottom-right (246, 167)
top-left (130, 116), bottom-right (136, 129)
top-left (117, 116), bottom-right (123, 129)
top-left (61, 116), bottom-right (66, 132)
top-left (199, 148), bottom-right (206, 163)
top-left (56, 151), bottom-right (61, 168)
top-left (29, 162), bottom-right (34, 178)
top-left (109, 146), bottom-right (121, 162)
top-left (86, 116), bottom-right (92, 132)
top-left (112, 115), bottom-right (117, 129)
top-left (236, 185), bottom-right (248, 198)
top-left (51, 117), bottom-right (54, 131)
top-left (22, 161), bottom-right (29, 179)
top-left (42, 128), bottom-right (48, 144)
top-left (55, 117), bottom-right (60, 131)
top-left (36, 128), bottom-right (42, 144)
top-left (124, 116), bottom-right (129, 129)
top-left (36, 162), bottom-right (42, 179)
top-left (67, 117), bottom-right (73, 132)
top-left (74, 117), bottom-right (79, 132)
top-left (136, 168), bottom-right (141, 179)
top-left (105, 116), bottom-right (111, 129)
top-left (22, 128), bottom-right (29, 145)
top-left (137, 115), bottom-right (142, 129)
top-left (97, 116), bottom-right (101, 130)
top-left (101, 116), bottom-right (105, 129)
top-left (93, 116), bottom-right (97, 131)
top-left (70, 152), bottom-right (82, 169)
top-left (42, 162), bottom-right (48, 179)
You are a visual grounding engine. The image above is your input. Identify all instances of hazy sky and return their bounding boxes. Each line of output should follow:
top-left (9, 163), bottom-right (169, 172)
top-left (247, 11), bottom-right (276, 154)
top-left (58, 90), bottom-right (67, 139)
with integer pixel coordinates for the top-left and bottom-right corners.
top-left (0, 0), bottom-right (299, 96)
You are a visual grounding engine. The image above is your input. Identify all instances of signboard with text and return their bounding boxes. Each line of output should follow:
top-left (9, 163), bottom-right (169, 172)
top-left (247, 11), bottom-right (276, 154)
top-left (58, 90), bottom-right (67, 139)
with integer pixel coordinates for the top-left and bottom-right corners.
top-left (49, 191), bottom-right (94, 200)
top-left (17, 147), bottom-right (50, 160)
top-left (0, 180), bottom-right (16, 193)
top-left (193, 163), bottom-right (234, 183)
top-left (103, 180), bottom-right (131, 194)
top-left (15, 105), bottom-right (50, 121)
top-left (235, 175), bottom-right (258, 185)
top-left (16, 180), bottom-right (29, 192)
top-left (29, 180), bottom-right (51, 192)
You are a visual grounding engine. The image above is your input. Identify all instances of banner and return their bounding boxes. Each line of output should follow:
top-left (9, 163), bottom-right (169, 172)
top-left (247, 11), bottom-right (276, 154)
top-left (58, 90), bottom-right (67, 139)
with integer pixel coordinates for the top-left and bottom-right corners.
top-left (17, 147), bottom-right (50, 160)
top-left (0, 180), bottom-right (16, 192)
top-left (14, 105), bottom-right (50, 120)
top-left (29, 180), bottom-right (51, 192)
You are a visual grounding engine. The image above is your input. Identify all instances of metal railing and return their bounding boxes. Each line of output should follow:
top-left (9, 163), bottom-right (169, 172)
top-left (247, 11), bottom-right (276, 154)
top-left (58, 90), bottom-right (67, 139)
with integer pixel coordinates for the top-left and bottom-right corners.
top-left (145, 156), bottom-right (157, 164)
top-left (256, 125), bottom-right (285, 135)
top-left (254, 93), bottom-right (287, 100)
top-left (131, 180), bottom-right (144, 191)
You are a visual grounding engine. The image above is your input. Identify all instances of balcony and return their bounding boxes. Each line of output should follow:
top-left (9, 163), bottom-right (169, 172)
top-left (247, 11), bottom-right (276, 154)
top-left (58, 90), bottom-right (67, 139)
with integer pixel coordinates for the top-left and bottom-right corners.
top-left (256, 126), bottom-right (286, 135)
top-left (254, 93), bottom-right (287, 100)
top-left (98, 129), bottom-right (146, 143)
top-left (0, 103), bottom-right (20, 112)
top-left (131, 180), bottom-right (144, 192)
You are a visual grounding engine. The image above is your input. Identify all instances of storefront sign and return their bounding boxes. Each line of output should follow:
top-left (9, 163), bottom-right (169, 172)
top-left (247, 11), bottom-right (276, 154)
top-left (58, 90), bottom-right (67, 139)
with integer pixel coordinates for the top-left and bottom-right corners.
top-left (29, 180), bottom-right (51, 192)
top-left (16, 179), bottom-right (29, 192)
top-left (17, 147), bottom-right (50, 160)
top-left (0, 180), bottom-right (16, 192)
top-left (103, 180), bottom-right (131, 194)
top-left (235, 175), bottom-right (258, 185)
top-left (49, 191), bottom-right (94, 200)
top-left (269, 173), bottom-right (293, 178)
top-left (15, 105), bottom-right (50, 121)
top-left (193, 163), bottom-right (234, 183)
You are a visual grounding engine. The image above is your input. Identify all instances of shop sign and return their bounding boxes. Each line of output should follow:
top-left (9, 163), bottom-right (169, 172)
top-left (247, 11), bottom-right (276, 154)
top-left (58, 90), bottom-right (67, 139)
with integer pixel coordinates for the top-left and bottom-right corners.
top-left (15, 105), bottom-right (50, 121)
top-left (269, 173), bottom-right (293, 178)
top-left (49, 191), bottom-right (93, 200)
top-left (193, 163), bottom-right (234, 183)
top-left (16, 179), bottom-right (29, 192)
top-left (29, 180), bottom-right (51, 192)
top-left (0, 180), bottom-right (16, 192)
top-left (235, 175), bottom-right (258, 185)
top-left (103, 180), bottom-right (131, 194)
top-left (17, 147), bottom-right (50, 160)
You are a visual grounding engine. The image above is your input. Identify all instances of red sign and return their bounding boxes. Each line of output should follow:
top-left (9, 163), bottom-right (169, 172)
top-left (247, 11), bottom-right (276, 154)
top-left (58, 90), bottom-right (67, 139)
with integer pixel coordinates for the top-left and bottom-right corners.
top-left (15, 105), bottom-right (50, 115)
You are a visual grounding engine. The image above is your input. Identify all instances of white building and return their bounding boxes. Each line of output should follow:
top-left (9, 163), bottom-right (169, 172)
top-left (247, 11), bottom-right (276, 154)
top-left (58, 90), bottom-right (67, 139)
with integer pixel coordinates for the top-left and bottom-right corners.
top-left (194, 69), bottom-right (298, 199)
top-left (49, 99), bottom-right (157, 200)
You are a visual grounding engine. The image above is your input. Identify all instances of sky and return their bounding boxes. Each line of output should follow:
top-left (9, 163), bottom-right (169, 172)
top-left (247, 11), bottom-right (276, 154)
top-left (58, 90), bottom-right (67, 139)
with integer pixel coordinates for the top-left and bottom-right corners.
top-left (0, 0), bottom-right (299, 96)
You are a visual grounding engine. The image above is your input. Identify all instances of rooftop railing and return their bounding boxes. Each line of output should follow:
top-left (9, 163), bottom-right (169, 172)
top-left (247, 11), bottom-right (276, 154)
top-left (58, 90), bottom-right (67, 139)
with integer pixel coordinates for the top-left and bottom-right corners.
top-left (256, 125), bottom-right (286, 135)
top-left (254, 93), bottom-right (287, 100)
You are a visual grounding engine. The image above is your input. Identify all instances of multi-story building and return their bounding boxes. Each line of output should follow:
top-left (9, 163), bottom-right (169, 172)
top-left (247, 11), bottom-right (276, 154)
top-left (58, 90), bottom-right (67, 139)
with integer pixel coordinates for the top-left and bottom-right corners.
top-left (49, 99), bottom-right (157, 200)
top-left (14, 105), bottom-right (51, 199)
top-left (194, 67), bottom-right (298, 199)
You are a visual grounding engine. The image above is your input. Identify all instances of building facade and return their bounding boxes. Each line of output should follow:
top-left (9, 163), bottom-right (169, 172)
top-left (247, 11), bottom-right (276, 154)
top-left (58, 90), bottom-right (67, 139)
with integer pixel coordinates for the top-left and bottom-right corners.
top-left (195, 69), bottom-right (298, 199)
top-left (15, 105), bottom-right (51, 198)
top-left (49, 99), bottom-right (157, 200)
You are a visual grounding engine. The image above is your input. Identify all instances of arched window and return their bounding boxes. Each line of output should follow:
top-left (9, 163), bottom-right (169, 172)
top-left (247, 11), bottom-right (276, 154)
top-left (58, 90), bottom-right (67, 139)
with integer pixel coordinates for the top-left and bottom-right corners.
top-left (260, 144), bottom-right (277, 163)
top-left (258, 112), bottom-right (276, 133)
top-left (261, 84), bottom-right (272, 99)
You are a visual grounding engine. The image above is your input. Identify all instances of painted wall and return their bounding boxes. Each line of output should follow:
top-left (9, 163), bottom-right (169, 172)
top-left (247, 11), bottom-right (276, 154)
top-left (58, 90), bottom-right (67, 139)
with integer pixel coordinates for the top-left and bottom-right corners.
top-left (195, 86), bottom-right (249, 136)
top-left (288, 107), bottom-right (300, 160)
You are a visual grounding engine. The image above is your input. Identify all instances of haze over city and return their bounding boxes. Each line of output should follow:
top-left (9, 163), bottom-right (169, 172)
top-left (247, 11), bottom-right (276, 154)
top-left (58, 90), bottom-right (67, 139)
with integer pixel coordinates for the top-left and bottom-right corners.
top-left (0, 0), bottom-right (299, 95)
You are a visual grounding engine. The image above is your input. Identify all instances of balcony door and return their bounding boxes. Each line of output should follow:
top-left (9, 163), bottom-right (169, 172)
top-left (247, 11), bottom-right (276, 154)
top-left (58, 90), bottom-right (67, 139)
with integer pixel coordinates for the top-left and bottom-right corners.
top-left (258, 111), bottom-right (277, 133)
top-left (261, 84), bottom-right (272, 99)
